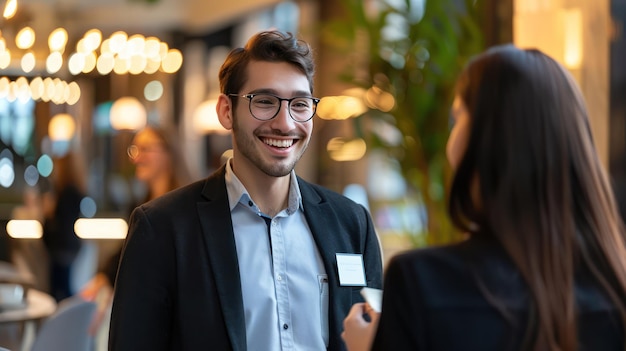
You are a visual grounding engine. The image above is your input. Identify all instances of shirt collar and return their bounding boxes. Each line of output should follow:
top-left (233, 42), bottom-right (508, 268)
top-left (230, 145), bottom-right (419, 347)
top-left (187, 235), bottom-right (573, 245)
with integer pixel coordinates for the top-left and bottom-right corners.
top-left (224, 158), bottom-right (303, 215)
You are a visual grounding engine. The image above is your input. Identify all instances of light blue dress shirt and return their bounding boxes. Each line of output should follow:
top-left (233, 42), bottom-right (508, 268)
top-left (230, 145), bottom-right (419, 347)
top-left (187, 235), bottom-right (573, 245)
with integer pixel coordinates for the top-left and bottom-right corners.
top-left (225, 160), bottom-right (329, 350)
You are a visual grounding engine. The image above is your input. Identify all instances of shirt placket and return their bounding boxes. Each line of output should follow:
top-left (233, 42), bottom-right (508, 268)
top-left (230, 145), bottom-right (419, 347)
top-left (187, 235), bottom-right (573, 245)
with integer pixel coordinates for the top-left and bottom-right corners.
top-left (270, 216), bottom-right (294, 349)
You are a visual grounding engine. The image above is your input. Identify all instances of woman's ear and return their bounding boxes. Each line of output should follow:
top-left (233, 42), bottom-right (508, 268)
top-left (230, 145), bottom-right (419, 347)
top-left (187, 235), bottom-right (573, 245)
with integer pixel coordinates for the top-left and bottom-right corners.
top-left (216, 94), bottom-right (234, 130)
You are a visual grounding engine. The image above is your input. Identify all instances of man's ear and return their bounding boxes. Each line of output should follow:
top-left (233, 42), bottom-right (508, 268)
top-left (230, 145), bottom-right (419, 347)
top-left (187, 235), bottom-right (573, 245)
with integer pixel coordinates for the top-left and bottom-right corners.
top-left (216, 94), bottom-right (234, 130)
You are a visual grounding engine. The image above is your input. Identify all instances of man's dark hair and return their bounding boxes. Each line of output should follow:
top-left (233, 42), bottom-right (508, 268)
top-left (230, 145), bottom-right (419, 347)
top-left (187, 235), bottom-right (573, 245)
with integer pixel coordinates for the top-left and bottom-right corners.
top-left (218, 30), bottom-right (315, 100)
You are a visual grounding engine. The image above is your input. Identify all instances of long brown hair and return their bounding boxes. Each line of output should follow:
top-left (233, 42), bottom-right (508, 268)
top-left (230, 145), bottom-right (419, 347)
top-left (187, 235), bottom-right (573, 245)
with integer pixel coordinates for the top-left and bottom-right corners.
top-left (448, 44), bottom-right (626, 350)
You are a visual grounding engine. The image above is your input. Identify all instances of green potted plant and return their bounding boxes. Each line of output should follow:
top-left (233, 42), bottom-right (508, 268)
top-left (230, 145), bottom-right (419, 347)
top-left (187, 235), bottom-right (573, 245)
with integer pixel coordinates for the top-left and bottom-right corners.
top-left (321, 0), bottom-right (484, 246)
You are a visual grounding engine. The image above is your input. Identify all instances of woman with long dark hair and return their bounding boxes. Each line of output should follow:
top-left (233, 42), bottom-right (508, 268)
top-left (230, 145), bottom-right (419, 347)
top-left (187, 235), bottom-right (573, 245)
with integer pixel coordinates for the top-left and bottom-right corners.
top-left (342, 45), bottom-right (626, 350)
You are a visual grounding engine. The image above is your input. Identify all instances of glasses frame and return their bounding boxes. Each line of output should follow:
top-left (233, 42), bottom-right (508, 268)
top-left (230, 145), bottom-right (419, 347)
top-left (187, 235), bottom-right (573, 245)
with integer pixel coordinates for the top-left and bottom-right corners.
top-left (127, 144), bottom-right (166, 160)
top-left (228, 93), bottom-right (320, 122)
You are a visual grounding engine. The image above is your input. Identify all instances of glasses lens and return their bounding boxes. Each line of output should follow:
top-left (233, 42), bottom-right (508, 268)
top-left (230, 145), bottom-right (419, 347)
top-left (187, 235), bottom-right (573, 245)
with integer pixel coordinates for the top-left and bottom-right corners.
top-left (289, 97), bottom-right (316, 121)
top-left (127, 145), bottom-right (139, 160)
top-left (250, 95), bottom-right (280, 120)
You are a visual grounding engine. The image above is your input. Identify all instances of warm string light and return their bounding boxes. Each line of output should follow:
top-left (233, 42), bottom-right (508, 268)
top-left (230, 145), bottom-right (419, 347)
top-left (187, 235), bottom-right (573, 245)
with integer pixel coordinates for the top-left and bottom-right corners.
top-left (0, 76), bottom-right (80, 105)
top-left (68, 30), bottom-right (183, 76)
top-left (0, 26), bottom-right (183, 77)
top-left (3, 0), bottom-right (17, 20)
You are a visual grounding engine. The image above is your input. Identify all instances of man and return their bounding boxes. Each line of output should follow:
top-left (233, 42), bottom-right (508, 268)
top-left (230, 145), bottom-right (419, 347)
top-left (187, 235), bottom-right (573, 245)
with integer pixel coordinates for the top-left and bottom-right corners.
top-left (109, 30), bottom-right (383, 351)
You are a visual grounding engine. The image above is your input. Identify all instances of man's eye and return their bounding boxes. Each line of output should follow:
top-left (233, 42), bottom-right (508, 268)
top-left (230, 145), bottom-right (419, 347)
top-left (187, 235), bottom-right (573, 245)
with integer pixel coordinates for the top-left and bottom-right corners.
top-left (253, 96), bottom-right (277, 105)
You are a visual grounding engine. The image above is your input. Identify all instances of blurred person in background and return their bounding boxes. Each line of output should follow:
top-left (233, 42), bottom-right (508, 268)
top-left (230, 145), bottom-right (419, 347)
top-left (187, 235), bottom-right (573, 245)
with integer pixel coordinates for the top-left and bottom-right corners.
top-left (342, 44), bottom-right (626, 350)
top-left (80, 125), bottom-right (193, 339)
top-left (42, 152), bottom-right (87, 302)
top-left (110, 30), bottom-right (383, 351)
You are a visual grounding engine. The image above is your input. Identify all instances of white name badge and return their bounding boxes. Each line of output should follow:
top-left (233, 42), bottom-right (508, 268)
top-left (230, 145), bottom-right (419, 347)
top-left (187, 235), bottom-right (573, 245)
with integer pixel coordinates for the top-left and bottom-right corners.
top-left (336, 253), bottom-right (367, 286)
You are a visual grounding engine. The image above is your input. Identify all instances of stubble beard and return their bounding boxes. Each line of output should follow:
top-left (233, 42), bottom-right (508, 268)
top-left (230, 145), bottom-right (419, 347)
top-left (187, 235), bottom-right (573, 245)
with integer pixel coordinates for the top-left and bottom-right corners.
top-left (232, 119), bottom-right (309, 178)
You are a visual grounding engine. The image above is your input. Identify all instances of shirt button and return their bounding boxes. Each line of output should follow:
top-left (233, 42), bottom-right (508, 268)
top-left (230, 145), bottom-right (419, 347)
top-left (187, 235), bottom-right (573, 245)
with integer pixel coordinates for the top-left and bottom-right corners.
top-left (283, 324), bottom-right (288, 330)
top-left (248, 200), bottom-right (253, 207)
top-left (276, 274), bottom-right (282, 281)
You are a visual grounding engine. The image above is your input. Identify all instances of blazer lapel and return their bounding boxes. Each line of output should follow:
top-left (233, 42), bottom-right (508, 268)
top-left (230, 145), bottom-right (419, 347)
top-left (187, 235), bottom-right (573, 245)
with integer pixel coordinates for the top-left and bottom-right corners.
top-left (299, 179), bottom-right (353, 350)
top-left (197, 168), bottom-right (246, 351)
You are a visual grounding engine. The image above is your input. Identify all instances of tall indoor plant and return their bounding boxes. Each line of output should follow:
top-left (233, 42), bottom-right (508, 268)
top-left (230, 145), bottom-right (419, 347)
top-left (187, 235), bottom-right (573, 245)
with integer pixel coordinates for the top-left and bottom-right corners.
top-left (322, 0), bottom-right (484, 245)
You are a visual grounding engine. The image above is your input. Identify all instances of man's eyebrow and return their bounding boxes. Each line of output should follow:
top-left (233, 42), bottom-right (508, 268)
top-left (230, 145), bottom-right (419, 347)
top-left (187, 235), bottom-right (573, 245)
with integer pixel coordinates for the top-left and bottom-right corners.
top-left (246, 88), bottom-right (313, 97)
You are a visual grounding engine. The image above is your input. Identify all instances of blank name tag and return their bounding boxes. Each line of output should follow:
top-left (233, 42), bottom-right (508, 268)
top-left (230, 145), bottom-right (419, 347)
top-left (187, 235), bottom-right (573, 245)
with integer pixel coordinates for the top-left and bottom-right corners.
top-left (336, 253), bottom-right (366, 286)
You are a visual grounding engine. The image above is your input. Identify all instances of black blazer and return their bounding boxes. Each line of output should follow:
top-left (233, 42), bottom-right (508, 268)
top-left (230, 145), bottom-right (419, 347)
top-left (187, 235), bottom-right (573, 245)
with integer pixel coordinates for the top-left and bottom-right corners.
top-left (109, 166), bottom-right (383, 351)
top-left (372, 236), bottom-right (624, 350)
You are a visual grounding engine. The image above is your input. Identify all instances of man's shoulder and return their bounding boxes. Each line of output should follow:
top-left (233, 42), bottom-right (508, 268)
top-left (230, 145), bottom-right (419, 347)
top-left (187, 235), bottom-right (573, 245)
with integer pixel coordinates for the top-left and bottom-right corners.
top-left (140, 175), bottom-right (220, 216)
top-left (297, 177), bottom-right (358, 205)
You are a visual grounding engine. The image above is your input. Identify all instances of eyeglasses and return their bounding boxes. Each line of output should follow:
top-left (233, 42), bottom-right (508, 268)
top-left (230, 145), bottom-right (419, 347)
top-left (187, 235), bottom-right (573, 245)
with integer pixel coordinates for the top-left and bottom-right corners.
top-left (228, 93), bottom-right (320, 122)
top-left (127, 144), bottom-right (165, 160)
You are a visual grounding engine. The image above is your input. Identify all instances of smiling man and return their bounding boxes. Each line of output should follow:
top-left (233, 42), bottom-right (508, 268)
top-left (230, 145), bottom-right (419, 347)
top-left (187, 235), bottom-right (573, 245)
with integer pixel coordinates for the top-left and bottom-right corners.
top-left (109, 30), bottom-right (383, 351)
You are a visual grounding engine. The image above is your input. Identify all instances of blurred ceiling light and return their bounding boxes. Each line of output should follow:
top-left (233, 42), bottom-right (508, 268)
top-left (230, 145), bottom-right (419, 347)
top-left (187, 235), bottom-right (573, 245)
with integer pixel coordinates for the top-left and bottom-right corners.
top-left (48, 28), bottom-right (68, 53)
top-left (29, 77), bottom-right (43, 100)
top-left (6, 220), bottom-right (42, 239)
top-left (128, 54), bottom-right (147, 74)
top-left (110, 96), bottom-right (147, 131)
top-left (144, 57), bottom-right (161, 74)
top-left (15, 76), bottom-right (30, 102)
top-left (83, 29), bottom-right (102, 52)
top-left (0, 49), bottom-right (10, 69)
top-left (74, 218), bottom-right (128, 239)
top-left (327, 137), bottom-right (367, 162)
top-left (0, 156), bottom-right (15, 188)
top-left (144, 37), bottom-right (161, 58)
top-left (3, 27), bottom-right (180, 78)
top-left (46, 51), bottom-right (63, 74)
top-left (16, 26), bottom-right (35, 50)
top-left (82, 52), bottom-right (97, 73)
top-left (126, 34), bottom-right (146, 55)
top-left (109, 31), bottom-right (128, 53)
top-left (193, 99), bottom-right (229, 134)
top-left (0, 76), bottom-right (74, 105)
top-left (161, 49), bottom-right (183, 73)
top-left (113, 55), bottom-right (130, 74)
top-left (3, 0), bottom-right (17, 20)
top-left (48, 113), bottom-right (76, 141)
top-left (68, 52), bottom-right (84, 75)
top-left (20, 51), bottom-right (35, 73)
top-left (365, 86), bottom-right (395, 112)
top-left (96, 52), bottom-right (115, 74)
top-left (317, 96), bottom-right (367, 120)
top-left (144, 80), bottom-right (163, 101)
top-left (66, 81), bottom-right (81, 105)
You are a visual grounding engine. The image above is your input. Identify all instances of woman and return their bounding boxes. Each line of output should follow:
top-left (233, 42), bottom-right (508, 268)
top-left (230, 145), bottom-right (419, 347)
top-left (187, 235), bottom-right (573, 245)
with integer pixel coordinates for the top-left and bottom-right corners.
top-left (342, 45), bottom-right (626, 350)
top-left (126, 125), bottom-right (193, 207)
top-left (42, 152), bottom-right (88, 301)
top-left (84, 125), bottom-right (193, 293)
top-left (80, 125), bottom-right (193, 342)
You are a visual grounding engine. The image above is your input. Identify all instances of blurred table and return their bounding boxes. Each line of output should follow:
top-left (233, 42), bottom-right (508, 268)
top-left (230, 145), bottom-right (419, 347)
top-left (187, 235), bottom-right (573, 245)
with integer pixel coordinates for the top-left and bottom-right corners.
top-left (0, 288), bottom-right (56, 351)
top-left (0, 262), bottom-right (35, 289)
top-left (0, 289), bottom-right (56, 324)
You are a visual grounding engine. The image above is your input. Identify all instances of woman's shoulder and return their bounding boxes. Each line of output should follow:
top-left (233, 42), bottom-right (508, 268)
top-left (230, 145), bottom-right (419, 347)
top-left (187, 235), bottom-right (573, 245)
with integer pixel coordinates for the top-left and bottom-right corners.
top-left (389, 235), bottom-right (509, 270)
top-left (386, 236), bottom-right (522, 299)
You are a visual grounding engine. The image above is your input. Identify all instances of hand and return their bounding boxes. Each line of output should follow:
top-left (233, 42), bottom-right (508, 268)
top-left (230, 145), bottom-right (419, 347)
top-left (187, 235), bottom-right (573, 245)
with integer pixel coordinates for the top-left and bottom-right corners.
top-left (342, 302), bottom-right (380, 351)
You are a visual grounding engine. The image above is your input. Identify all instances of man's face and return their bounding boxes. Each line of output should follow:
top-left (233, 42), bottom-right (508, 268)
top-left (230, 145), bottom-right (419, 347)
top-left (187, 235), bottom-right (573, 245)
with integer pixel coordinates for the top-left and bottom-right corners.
top-left (230, 60), bottom-right (313, 178)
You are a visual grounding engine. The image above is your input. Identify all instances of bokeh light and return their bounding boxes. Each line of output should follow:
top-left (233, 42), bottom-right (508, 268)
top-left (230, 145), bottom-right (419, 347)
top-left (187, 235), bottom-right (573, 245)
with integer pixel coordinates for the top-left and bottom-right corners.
top-left (37, 154), bottom-right (53, 177)
top-left (80, 197), bottom-right (97, 218)
top-left (24, 165), bottom-right (39, 186)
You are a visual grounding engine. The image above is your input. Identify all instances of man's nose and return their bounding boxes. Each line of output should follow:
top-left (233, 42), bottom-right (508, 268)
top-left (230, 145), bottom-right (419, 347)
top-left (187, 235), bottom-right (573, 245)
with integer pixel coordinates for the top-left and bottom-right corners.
top-left (269, 101), bottom-right (296, 129)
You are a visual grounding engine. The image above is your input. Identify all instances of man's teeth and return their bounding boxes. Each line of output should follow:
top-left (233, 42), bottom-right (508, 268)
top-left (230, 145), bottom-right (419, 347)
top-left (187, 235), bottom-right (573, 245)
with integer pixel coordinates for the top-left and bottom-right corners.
top-left (264, 138), bottom-right (294, 148)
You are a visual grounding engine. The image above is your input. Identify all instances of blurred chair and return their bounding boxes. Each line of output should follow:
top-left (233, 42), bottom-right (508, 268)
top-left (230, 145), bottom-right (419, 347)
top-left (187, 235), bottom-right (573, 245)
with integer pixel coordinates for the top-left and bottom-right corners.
top-left (29, 295), bottom-right (96, 351)
top-left (69, 241), bottom-right (99, 295)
